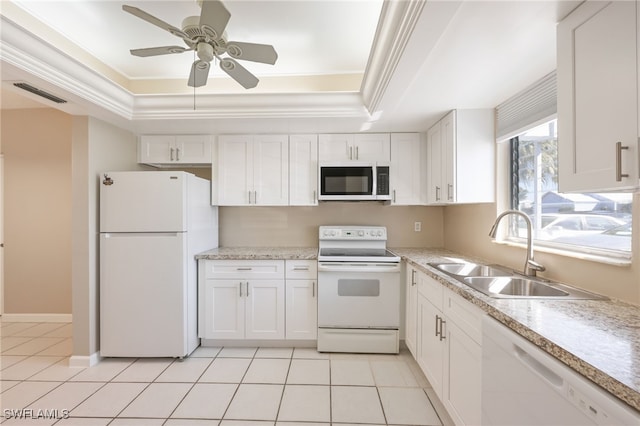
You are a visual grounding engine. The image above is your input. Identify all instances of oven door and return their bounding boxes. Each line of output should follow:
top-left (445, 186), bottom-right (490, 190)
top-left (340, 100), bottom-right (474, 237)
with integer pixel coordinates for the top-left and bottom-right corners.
top-left (317, 262), bottom-right (401, 328)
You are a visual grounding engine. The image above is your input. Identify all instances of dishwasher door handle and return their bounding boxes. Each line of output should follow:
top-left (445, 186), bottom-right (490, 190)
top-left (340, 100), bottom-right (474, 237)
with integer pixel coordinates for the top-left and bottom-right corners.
top-left (513, 344), bottom-right (563, 388)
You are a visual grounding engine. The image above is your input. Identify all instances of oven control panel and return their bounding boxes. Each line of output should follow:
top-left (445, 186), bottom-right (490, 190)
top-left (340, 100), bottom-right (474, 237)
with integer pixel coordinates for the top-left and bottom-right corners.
top-left (319, 226), bottom-right (387, 240)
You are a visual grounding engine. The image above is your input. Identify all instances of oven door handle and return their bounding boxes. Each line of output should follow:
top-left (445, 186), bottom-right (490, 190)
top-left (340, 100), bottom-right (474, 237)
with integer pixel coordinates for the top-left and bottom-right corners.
top-left (318, 263), bottom-right (401, 273)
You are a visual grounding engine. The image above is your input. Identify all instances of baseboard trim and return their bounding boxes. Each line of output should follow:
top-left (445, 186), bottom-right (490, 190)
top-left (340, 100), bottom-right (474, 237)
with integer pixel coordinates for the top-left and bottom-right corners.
top-left (1, 313), bottom-right (72, 323)
top-left (69, 352), bottom-right (101, 368)
top-left (200, 338), bottom-right (317, 348)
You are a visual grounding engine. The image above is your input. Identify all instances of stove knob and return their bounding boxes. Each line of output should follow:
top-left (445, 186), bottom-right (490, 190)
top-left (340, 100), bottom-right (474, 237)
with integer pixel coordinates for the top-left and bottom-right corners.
top-left (358, 230), bottom-right (364, 236)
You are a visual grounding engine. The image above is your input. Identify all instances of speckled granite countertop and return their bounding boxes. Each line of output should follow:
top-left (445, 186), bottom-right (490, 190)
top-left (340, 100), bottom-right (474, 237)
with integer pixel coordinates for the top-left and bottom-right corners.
top-left (196, 247), bottom-right (318, 260)
top-left (391, 247), bottom-right (640, 413)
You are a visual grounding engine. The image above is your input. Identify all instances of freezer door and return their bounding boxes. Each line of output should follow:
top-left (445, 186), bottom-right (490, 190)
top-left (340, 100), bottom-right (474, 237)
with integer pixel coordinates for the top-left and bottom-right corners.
top-left (100, 232), bottom-right (190, 357)
top-left (100, 171), bottom-right (187, 233)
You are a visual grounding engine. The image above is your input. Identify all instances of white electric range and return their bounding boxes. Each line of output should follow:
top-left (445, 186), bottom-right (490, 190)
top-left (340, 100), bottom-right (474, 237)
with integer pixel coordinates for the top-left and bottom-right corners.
top-left (316, 226), bottom-right (401, 354)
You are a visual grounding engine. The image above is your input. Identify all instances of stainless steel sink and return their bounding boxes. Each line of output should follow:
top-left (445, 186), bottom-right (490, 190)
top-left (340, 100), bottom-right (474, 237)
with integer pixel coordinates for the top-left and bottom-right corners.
top-left (463, 276), bottom-right (570, 298)
top-left (429, 262), bottom-right (607, 300)
top-left (431, 262), bottom-right (512, 277)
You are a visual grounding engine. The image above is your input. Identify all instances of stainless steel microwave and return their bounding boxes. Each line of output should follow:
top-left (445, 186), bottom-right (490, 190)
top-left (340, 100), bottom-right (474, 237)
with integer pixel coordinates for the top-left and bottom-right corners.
top-left (318, 162), bottom-right (391, 201)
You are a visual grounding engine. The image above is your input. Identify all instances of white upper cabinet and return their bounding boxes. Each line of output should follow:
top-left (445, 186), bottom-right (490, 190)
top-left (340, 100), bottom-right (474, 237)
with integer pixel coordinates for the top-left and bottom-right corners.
top-left (289, 134), bottom-right (318, 206)
top-left (138, 135), bottom-right (212, 166)
top-left (390, 133), bottom-right (425, 205)
top-left (557, 1), bottom-right (638, 192)
top-left (214, 135), bottom-right (289, 206)
top-left (427, 110), bottom-right (495, 204)
top-left (318, 133), bottom-right (391, 162)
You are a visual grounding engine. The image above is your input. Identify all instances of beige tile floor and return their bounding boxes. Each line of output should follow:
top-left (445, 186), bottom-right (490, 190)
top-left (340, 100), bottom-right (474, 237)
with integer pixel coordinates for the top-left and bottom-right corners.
top-left (0, 320), bottom-right (453, 426)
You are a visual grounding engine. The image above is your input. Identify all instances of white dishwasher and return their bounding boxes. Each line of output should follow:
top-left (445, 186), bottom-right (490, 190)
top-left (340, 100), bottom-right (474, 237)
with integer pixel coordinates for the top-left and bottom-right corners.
top-left (482, 316), bottom-right (639, 425)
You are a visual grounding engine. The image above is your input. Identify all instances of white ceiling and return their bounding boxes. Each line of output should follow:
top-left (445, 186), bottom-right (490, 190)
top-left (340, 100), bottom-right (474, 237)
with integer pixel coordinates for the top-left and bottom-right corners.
top-left (0, 0), bottom-right (582, 133)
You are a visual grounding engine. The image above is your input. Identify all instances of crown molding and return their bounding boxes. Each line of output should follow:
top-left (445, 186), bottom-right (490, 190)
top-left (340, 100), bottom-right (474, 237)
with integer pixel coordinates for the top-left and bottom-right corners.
top-left (1, 15), bottom-right (371, 122)
top-left (361, 0), bottom-right (426, 114)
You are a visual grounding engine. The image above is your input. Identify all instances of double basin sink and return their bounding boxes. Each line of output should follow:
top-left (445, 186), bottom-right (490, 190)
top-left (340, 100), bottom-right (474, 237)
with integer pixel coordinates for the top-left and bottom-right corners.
top-left (429, 262), bottom-right (607, 300)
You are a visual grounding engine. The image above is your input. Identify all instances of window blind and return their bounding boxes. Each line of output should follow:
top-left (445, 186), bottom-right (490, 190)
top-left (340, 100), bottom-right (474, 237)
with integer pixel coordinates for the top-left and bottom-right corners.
top-left (496, 71), bottom-right (556, 141)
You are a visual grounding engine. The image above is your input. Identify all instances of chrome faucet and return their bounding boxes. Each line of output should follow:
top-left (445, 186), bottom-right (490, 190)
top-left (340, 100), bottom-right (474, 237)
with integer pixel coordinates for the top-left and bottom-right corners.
top-left (489, 210), bottom-right (546, 277)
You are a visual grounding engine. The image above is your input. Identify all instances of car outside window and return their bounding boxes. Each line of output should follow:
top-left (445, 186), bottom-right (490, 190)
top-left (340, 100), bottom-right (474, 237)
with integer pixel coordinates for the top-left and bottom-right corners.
top-left (509, 119), bottom-right (633, 257)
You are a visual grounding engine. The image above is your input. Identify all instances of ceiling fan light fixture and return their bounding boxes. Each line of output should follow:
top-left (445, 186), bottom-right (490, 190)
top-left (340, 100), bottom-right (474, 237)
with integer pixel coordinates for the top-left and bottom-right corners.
top-left (197, 42), bottom-right (215, 62)
top-left (220, 58), bottom-right (235, 71)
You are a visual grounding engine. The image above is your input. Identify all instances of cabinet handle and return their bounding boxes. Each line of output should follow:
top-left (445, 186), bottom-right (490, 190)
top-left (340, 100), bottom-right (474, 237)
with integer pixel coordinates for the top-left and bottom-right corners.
top-left (447, 184), bottom-right (453, 201)
top-left (435, 186), bottom-right (441, 201)
top-left (254, 191), bottom-right (257, 204)
top-left (411, 269), bottom-right (416, 286)
top-left (312, 281), bottom-right (316, 298)
top-left (349, 146), bottom-right (353, 160)
top-left (616, 141), bottom-right (629, 182)
top-left (439, 317), bottom-right (446, 341)
top-left (248, 190), bottom-right (252, 204)
top-left (170, 147), bottom-right (175, 161)
top-left (393, 189), bottom-right (396, 203)
top-left (239, 282), bottom-right (243, 297)
top-left (293, 266), bottom-right (309, 271)
top-left (236, 267), bottom-right (253, 271)
top-left (246, 282), bottom-right (250, 297)
top-left (313, 190), bottom-right (317, 204)
top-left (176, 148), bottom-right (180, 161)
top-left (435, 315), bottom-right (440, 337)
top-left (356, 146), bottom-right (359, 160)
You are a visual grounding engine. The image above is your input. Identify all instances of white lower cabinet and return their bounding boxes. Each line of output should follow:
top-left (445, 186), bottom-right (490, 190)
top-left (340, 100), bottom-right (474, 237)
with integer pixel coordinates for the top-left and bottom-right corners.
top-left (199, 260), bottom-right (285, 339)
top-left (409, 266), bottom-right (483, 426)
top-left (405, 264), bottom-right (419, 357)
top-left (199, 259), bottom-right (318, 341)
top-left (285, 260), bottom-right (317, 340)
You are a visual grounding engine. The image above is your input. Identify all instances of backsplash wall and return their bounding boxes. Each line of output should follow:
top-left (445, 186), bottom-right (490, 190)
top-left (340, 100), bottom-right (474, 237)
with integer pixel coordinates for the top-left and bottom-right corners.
top-left (219, 203), bottom-right (444, 247)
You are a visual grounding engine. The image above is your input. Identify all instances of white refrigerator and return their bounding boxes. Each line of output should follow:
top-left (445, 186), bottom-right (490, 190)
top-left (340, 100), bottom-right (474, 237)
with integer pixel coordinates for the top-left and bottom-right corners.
top-left (99, 171), bottom-right (218, 357)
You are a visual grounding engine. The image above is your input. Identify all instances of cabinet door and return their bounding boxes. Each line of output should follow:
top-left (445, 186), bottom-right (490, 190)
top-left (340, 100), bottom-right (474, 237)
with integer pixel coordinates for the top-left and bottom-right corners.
top-left (217, 136), bottom-right (251, 205)
top-left (318, 134), bottom-right (353, 161)
top-left (417, 293), bottom-right (445, 398)
top-left (558, 1), bottom-right (638, 191)
top-left (138, 135), bottom-right (175, 164)
top-left (175, 135), bottom-right (212, 164)
top-left (201, 279), bottom-right (244, 339)
top-left (405, 266), bottom-right (419, 357)
top-left (440, 112), bottom-right (456, 202)
top-left (391, 133), bottom-right (422, 205)
top-left (245, 280), bottom-right (285, 339)
top-left (427, 123), bottom-right (443, 204)
top-left (354, 133), bottom-right (391, 162)
top-left (253, 135), bottom-right (289, 205)
top-left (289, 134), bottom-right (318, 205)
top-left (444, 320), bottom-right (482, 426)
top-left (286, 279), bottom-right (317, 340)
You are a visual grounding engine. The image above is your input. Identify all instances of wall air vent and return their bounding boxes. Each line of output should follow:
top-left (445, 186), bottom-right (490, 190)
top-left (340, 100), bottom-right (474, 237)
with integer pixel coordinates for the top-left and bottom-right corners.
top-left (13, 82), bottom-right (67, 104)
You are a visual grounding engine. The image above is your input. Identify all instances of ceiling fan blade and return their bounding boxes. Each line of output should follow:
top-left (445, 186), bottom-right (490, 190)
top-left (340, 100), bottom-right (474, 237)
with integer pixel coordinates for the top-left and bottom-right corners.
top-left (130, 46), bottom-right (190, 57)
top-left (199, 0), bottom-right (231, 40)
top-left (219, 58), bottom-right (259, 89)
top-left (188, 60), bottom-right (211, 87)
top-left (122, 5), bottom-right (191, 42)
top-left (226, 42), bottom-right (278, 65)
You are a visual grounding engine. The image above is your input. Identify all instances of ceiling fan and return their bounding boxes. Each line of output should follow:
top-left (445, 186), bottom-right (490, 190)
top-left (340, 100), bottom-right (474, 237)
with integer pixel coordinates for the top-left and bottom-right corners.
top-left (122, 0), bottom-right (278, 89)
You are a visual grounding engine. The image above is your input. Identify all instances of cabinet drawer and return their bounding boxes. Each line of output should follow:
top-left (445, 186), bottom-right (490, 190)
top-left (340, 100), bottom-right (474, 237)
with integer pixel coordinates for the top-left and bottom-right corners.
top-left (444, 289), bottom-right (483, 344)
top-left (419, 274), bottom-right (444, 311)
top-left (202, 260), bottom-right (284, 279)
top-left (285, 260), bottom-right (317, 279)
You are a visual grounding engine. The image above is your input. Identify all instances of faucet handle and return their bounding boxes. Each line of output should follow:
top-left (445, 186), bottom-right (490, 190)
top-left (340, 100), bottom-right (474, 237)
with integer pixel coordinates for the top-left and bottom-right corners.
top-left (527, 260), bottom-right (546, 274)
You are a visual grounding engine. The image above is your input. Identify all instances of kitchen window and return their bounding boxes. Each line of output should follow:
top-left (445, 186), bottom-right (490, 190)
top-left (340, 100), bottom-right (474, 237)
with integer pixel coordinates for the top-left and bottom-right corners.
top-left (507, 118), bottom-right (633, 258)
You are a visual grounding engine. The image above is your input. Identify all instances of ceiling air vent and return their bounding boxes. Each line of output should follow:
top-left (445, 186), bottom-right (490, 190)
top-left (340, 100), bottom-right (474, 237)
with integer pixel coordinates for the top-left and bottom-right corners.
top-left (13, 82), bottom-right (67, 104)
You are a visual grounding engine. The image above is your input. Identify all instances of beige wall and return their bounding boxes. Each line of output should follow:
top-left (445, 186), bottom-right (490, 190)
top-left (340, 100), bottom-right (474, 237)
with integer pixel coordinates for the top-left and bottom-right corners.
top-left (71, 116), bottom-right (140, 358)
top-left (219, 203), bottom-right (444, 248)
top-left (1, 108), bottom-right (72, 314)
top-left (443, 201), bottom-right (640, 304)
